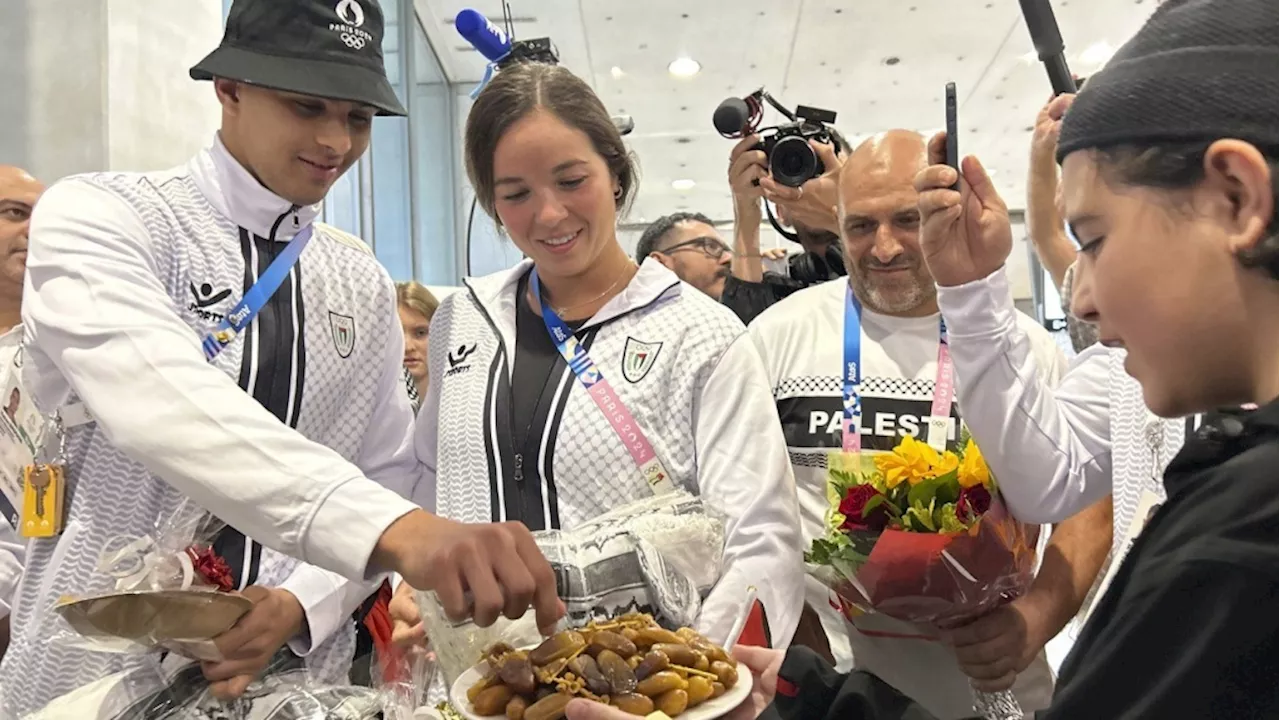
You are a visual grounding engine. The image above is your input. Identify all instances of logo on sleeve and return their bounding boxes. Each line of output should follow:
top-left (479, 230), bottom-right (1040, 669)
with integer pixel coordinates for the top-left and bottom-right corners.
top-left (622, 337), bottom-right (662, 383)
top-left (328, 312), bottom-right (356, 358)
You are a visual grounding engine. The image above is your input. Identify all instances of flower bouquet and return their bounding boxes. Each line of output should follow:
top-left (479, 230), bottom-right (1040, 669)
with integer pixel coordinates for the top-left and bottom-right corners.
top-left (805, 431), bottom-right (1039, 720)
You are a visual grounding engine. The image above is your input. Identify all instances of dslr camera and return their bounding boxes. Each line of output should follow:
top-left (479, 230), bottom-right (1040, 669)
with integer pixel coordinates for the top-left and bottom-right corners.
top-left (714, 90), bottom-right (838, 188)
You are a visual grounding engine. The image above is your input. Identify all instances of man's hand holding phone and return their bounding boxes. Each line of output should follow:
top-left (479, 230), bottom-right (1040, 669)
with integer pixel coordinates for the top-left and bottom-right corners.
top-left (914, 131), bottom-right (1014, 289)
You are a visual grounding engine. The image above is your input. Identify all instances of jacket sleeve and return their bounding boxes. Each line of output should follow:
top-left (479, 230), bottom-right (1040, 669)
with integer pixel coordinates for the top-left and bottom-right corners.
top-left (693, 332), bottom-right (804, 648)
top-left (936, 268), bottom-right (1113, 524)
top-left (281, 288), bottom-right (420, 654)
top-left (720, 273), bottom-right (804, 325)
top-left (22, 178), bottom-right (419, 581)
top-left (761, 647), bottom-right (946, 720)
top-left (398, 296), bottom-right (449, 592)
top-left (410, 295), bottom-right (448, 515)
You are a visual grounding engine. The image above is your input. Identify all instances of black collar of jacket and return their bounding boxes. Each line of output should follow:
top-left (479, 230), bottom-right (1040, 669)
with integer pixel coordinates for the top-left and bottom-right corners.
top-left (1165, 398), bottom-right (1278, 496)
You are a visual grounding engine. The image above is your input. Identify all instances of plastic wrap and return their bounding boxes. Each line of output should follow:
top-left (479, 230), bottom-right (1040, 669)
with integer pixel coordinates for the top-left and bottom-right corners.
top-left (806, 437), bottom-right (1041, 720)
top-left (416, 490), bottom-right (728, 693)
top-left (47, 500), bottom-right (246, 661)
top-left (19, 648), bottom-right (384, 720)
top-left (373, 641), bottom-right (438, 720)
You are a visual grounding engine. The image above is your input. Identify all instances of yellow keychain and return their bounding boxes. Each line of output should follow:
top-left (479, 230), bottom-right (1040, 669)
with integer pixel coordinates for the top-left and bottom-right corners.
top-left (21, 463), bottom-right (64, 538)
top-left (19, 414), bottom-right (66, 538)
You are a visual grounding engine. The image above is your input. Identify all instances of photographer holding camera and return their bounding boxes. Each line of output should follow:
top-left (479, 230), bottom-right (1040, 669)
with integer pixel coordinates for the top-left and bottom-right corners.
top-left (715, 93), bottom-right (850, 324)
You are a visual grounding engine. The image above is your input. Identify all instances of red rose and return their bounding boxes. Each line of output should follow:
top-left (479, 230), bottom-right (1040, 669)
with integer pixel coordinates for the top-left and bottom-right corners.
top-left (186, 546), bottom-right (235, 592)
top-left (839, 484), bottom-right (891, 532)
top-left (958, 484), bottom-right (993, 520)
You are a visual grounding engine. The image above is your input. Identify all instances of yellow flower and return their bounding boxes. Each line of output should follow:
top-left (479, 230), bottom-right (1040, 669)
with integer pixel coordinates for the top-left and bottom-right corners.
top-left (875, 435), bottom-right (936, 488)
top-left (934, 450), bottom-right (960, 476)
top-left (958, 438), bottom-right (991, 488)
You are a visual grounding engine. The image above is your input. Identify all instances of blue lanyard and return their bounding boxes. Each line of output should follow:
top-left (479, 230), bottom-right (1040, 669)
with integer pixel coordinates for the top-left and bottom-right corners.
top-left (834, 284), bottom-right (865, 448)
top-left (528, 269), bottom-right (674, 493)
top-left (842, 285), bottom-right (953, 453)
top-left (201, 226), bottom-right (314, 361)
top-left (528, 270), bottom-right (602, 386)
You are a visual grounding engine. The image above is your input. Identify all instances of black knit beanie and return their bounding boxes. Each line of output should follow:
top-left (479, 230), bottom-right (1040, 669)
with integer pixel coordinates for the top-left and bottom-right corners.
top-left (1057, 0), bottom-right (1279, 163)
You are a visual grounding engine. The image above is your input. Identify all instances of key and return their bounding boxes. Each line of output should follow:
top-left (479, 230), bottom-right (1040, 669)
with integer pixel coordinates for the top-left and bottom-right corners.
top-left (30, 468), bottom-right (50, 518)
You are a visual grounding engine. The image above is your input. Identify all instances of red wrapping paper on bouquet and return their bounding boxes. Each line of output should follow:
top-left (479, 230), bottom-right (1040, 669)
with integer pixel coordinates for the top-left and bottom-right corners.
top-left (829, 495), bottom-right (1039, 626)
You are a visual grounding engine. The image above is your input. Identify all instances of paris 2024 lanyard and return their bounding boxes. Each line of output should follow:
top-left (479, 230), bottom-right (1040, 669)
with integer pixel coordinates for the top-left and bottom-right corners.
top-left (530, 269), bottom-right (674, 495)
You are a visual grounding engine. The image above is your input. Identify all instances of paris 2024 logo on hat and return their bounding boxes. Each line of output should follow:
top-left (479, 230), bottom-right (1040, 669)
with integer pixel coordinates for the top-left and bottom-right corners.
top-left (331, 0), bottom-right (372, 49)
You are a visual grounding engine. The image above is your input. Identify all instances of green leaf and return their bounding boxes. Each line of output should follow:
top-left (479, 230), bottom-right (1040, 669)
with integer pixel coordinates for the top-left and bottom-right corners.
top-left (935, 468), bottom-right (962, 505)
top-left (861, 493), bottom-right (902, 519)
top-left (826, 467), bottom-right (864, 507)
top-left (805, 534), bottom-right (872, 579)
top-left (889, 481), bottom-right (911, 508)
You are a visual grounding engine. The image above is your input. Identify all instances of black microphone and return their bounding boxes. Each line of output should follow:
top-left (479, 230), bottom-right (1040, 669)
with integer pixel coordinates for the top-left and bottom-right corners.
top-left (713, 97), bottom-right (751, 136)
top-left (1018, 0), bottom-right (1077, 96)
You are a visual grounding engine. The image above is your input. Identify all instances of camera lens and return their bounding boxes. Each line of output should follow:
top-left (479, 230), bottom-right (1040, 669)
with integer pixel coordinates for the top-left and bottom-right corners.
top-left (769, 135), bottom-right (819, 188)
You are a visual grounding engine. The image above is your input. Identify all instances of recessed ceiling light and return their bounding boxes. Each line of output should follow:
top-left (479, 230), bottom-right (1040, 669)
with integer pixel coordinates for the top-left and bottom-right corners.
top-left (610, 66), bottom-right (625, 80)
top-left (668, 57), bottom-right (701, 77)
top-left (671, 179), bottom-right (696, 191)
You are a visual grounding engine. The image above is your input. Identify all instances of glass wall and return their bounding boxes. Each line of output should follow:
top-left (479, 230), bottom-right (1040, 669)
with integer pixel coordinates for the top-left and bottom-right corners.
top-left (223, 0), bottom-right (461, 285)
top-left (410, 20), bottom-right (459, 284)
top-left (369, 0), bottom-right (414, 279)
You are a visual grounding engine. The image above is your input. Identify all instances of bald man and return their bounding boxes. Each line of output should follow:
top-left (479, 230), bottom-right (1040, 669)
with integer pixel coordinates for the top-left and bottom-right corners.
top-left (747, 131), bottom-right (1110, 718)
top-left (0, 165), bottom-right (44, 660)
top-left (0, 168), bottom-right (41, 330)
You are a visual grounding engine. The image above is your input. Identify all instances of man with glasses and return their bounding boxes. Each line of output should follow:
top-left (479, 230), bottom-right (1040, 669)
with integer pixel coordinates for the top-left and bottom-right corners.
top-left (636, 212), bottom-right (735, 299)
top-left (636, 211), bottom-right (792, 318)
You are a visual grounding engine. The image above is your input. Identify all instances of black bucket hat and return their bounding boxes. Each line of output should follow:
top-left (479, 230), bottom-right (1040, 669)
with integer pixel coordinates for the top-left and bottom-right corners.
top-left (190, 0), bottom-right (407, 116)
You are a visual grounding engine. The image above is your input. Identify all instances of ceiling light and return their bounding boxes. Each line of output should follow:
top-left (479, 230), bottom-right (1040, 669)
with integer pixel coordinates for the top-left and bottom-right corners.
top-left (1020, 50), bottom-right (1039, 64)
top-left (1078, 41), bottom-right (1115, 68)
top-left (671, 179), bottom-right (696, 191)
top-left (668, 57), bottom-right (701, 78)
top-left (610, 66), bottom-right (625, 80)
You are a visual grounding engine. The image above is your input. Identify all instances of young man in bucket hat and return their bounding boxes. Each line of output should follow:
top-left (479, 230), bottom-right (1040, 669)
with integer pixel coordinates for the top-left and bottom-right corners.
top-left (0, 0), bottom-right (560, 715)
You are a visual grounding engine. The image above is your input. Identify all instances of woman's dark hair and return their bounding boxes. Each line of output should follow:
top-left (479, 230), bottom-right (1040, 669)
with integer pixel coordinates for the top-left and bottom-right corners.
top-left (464, 62), bottom-right (638, 224)
top-left (1095, 140), bottom-right (1279, 278)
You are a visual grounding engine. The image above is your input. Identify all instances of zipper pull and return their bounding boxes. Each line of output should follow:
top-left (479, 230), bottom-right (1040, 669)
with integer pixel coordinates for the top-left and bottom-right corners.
top-left (293, 213), bottom-right (300, 229)
top-left (513, 453), bottom-right (524, 482)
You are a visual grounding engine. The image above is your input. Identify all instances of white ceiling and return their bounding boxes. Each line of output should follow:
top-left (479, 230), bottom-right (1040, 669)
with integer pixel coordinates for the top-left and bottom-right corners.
top-left (413, 0), bottom-right (1160, 226)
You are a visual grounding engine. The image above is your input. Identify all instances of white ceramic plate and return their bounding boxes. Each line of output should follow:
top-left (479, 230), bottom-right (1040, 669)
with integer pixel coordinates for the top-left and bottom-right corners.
top-left (450, 659), bottom-right (752, 720)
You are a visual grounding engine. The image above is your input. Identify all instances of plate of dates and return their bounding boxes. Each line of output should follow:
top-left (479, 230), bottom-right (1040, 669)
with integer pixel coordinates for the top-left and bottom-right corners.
top-left (451, 613), bottom-right (750, 719)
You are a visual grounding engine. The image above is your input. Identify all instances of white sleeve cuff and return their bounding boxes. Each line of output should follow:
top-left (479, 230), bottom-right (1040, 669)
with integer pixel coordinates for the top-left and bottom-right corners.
top-left (301, 477), bottom-right (418, 581)
top-left (935, 267), bottom-right (1018, 339)
top-left (280, 567), bottom-right (387, 656)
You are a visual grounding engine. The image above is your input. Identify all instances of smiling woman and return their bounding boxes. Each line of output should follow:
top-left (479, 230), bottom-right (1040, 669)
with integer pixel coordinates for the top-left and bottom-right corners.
top-left (398, 60), bottom-right (806, 671)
